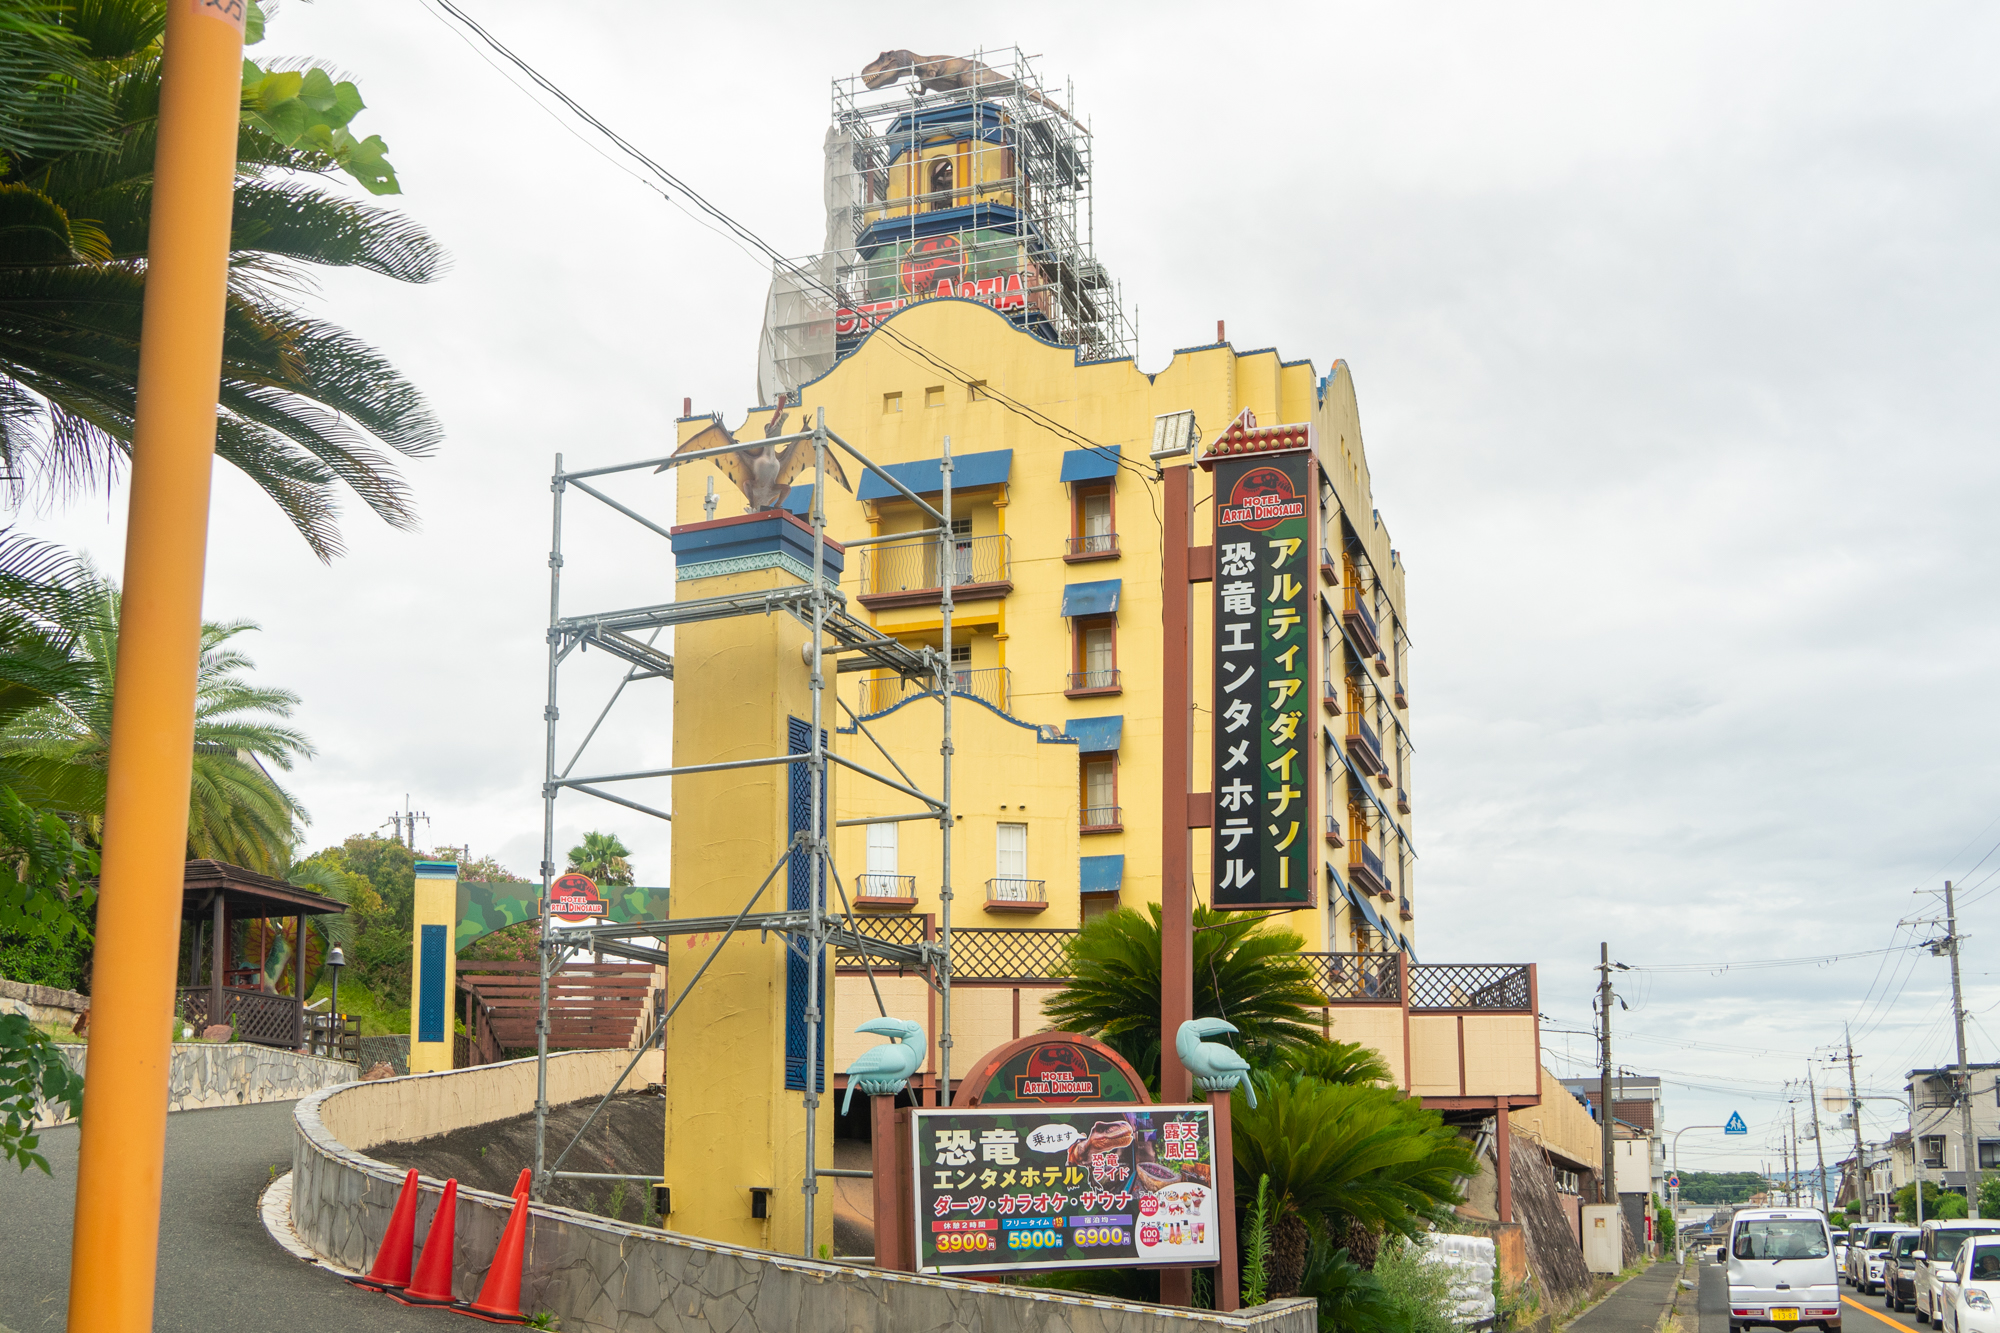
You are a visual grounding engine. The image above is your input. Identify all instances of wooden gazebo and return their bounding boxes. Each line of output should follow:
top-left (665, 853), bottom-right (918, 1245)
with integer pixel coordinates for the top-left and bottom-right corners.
top-left (177, 859), bottom-right (348, 1049)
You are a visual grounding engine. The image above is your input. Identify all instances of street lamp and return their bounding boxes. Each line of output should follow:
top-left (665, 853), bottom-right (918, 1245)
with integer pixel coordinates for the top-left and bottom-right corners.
top-left (326, 945), bottom-right (346, 1060)
top-left (1671, 1125), bottom-right (1727, 1256)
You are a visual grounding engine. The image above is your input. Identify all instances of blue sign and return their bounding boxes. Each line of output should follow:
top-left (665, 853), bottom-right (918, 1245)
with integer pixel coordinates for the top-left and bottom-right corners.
top-left (1724, 1112), bottom-right (1748, 1135)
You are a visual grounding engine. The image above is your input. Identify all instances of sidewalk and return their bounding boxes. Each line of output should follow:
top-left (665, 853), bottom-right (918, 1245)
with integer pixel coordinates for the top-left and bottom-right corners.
top-left (1567, 1262), bottom-right (1684, 1333)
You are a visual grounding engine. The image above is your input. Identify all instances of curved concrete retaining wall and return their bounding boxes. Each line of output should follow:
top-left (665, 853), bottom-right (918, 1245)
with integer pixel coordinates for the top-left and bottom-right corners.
top-left (292, 1050), bottom-right (1314, 1333)
top-left (36, 1041), bottom-right (354, 1128)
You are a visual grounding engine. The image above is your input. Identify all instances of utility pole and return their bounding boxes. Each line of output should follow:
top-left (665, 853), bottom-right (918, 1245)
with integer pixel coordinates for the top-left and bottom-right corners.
top-left (1844, 1028), bottom-right (1868, 1219)
top-left (1790, 1102), bottom-right (1802, 1207)
top-left (1946, 880), bottom-right (1981, 1218)
top-left (1807, 1065), bottom-right (1830, 1213)
top-left (1600, 943), bottom-right (1616, 1202)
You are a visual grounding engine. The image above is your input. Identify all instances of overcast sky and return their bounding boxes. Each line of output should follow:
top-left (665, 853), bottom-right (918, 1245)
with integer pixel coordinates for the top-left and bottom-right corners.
top-left (28, 3), bottom-right (2000, 1176)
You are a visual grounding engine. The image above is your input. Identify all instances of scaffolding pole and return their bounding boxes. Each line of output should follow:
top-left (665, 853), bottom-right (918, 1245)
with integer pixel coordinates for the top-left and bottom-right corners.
top-left (530, 414), bottom-right (957, 1260)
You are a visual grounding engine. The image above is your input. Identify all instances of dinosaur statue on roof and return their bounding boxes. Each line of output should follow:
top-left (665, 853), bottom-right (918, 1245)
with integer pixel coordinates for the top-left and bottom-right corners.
top-left (666, 394), bottom-right (852, 514)
top-left (861, 51), bottom-right (1084, 127)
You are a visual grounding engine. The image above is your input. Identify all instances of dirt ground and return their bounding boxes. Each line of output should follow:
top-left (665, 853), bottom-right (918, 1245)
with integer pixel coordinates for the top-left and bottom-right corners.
top-left (369, 1090), bottom-right (880, 1255)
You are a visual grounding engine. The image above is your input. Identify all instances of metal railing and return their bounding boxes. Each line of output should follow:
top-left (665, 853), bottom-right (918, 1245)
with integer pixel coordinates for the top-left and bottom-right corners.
top-left (1398, 895), bottom-right (1413, 920)
top-left (856, 873), bottom-right (916, 900)
top-left (1396, 787), bottom-right (1409, 812)
top-left (985, 877), bottom-right (1046, 907)
top-left (1321, 678), bottom-right (1339, 711)
top-left (858, 533), bottom-right (1010, 594)
top-left (1323, 813), bottom-right (1343, 843)
top-left (860, 666), bottom-right (1011, 716)
top-left (1068, 668), bottom-right (1120, 692)
top-left (1394, 679), bottom-right (1408, 707)
top-left (1350, 843), bottom-right (1389, 896)
top-left (1081, 804), bottom-right (1121, 830)
top-left (1066, 533), bottom-right (1119, 558)
top-left (1346, 716), bottom-right (1384, 771)
top-left (1343, 590), bottom-right (1380, 643)
top-left (1407, 964), bottom-right (1532, 1012)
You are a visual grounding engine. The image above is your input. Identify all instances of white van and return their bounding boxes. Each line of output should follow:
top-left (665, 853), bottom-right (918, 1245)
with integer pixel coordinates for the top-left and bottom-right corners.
top-left (1918, 1221), bottom-right (2000, 1328)
top-left (1727, 1208), bottom-right (1842, 1332)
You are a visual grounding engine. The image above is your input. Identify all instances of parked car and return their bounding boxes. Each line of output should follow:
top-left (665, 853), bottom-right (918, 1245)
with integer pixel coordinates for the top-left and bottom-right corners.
top-left (1726, 1208), bottom-right (1841, 1332)
top-left (1848, 1223), bottom-right (1882, 1287)
top-left (1920, 1222), bottom-right (2000, 1329)
top-left (1939, 1237), bottom-right (2000, 1333)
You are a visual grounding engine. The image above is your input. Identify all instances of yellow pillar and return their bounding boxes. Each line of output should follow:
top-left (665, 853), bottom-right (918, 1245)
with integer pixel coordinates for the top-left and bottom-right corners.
top-left (67, 1), bottom-right (245, 1326)
top-left (408, 860), bottom-right (460, 1074)
top-left (663, 510), bottom-right (835, 1254)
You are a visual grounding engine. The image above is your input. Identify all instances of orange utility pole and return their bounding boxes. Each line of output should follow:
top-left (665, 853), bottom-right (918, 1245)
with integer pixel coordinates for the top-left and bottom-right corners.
top-left (66, 1), bottom-right (245, 1326)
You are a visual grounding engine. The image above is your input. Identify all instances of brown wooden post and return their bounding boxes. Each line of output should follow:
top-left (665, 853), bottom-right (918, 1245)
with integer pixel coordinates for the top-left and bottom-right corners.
top-left (209, 894), bottom-right (224, 1030)
top-left (1159, 463), bottom-right (1198, 1309)
top-left (293, 913), bottom-right (308, 1049)
top-left (872, 1095), bottom-right (906, 1270)
top-left (894, 1107), bottom-right (917, 1271)
top-left (1211, 1088), bottom-right (1239, 1311)
top-left (1495, 1097), bottom-right (1514, 1223)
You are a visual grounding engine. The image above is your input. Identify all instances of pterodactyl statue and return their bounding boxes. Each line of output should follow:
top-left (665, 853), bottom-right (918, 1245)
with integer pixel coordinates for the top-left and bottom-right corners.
top-left (840, 1016), bottom-right (926, 1114)
top-left (1175, 1017), bottom-right (1258, 1108)
top-left (666, 397), bottom-right (852, 514)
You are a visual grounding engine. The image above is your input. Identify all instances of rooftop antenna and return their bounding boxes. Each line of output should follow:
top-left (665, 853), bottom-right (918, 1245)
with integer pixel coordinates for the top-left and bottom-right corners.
top-left (383, 793), bottom-right (431, 850)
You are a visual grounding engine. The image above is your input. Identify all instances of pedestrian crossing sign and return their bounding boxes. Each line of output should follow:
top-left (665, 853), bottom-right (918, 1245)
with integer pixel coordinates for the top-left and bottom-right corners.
top-left (1725, 1112), bottom-right (1748, 1135)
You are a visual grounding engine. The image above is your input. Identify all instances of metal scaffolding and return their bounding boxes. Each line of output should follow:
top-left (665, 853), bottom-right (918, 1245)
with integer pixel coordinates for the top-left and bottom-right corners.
top-left (528, 412), bottom-right (962, 1258)
top-left (759, 49), bottom-right (1133, 403)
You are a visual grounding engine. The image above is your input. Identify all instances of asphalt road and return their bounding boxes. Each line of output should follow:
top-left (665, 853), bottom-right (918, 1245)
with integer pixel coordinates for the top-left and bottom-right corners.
top-left (0, 1101), bottom-right (461, 1332)
top-left (1696, 1252), bottom-right (1930, 1333)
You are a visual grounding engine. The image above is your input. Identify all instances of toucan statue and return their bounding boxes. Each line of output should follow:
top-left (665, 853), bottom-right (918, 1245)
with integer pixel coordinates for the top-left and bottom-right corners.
top-left (840, 1017), bottom-right (926, 1114)
top-left (1175, 1017), bottom-right (1258, 1108)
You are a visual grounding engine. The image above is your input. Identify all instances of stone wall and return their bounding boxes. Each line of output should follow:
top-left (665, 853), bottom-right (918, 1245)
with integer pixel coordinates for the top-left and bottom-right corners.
top-left (292, 1052), bottom-right (1316, 1333)
top-left (34, 1041), bottom-right (356, 1127)
top-left (0, 975), bottom-right (90, 1028)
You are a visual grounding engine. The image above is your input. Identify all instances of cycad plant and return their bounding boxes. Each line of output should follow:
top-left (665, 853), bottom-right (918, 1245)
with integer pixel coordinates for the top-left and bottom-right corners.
top-left (0, 0), bottom-right (445, 560)
top-left (1040, 901), bottom-right (1327, 1090)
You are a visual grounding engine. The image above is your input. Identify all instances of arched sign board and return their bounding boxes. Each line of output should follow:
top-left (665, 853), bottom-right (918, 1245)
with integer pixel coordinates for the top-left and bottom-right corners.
top-left (955, 1032), bottom-right (1151, 1108)
top-left (903, 1032), bottom-right (1220, 1276)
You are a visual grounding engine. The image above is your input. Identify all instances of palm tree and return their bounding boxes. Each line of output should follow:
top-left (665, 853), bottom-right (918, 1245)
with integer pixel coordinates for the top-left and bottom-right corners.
top-left (0, 0), bottom-right (445, 561)
top-left (1040, 901), bottom-right (1328, 1090)
top-left (567, 831), bottom-right (634, 886)
top-left (0, 565), bottom-right (312, 872)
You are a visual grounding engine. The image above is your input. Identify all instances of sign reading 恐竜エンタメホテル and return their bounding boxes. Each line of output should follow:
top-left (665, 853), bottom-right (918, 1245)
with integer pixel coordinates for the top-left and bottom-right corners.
top-left (1211, 450), bottom-right (1314, 909)
top-left (911, 1105), bottom-right (1221, 1274)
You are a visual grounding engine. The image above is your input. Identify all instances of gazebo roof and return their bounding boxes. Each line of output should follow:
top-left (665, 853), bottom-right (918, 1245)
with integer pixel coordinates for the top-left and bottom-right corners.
top-left (179, 859), bottom-right (350, 919)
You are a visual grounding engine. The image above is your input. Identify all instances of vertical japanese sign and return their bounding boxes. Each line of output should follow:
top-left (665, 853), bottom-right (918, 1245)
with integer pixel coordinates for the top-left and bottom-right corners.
top-left (911, 1106), bottom-right (1221, 1274)
top-left (1211, 451), bottom-right (1314, 909)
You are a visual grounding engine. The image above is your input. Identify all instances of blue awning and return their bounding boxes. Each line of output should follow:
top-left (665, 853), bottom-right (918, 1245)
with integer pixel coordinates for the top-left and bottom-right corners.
top-left (1059, 446), bottom-right (1120, 483)
top-left (1337, 875), bottom-right (1386, 936)
top-left (857, 448), bottom-right (1014, 501)
top-left (1061, 579), bottom-right (1121, 618)
top-left (1065, 716), bottom-right (1123, 753)
top-left (1080, 855), bottom-right (1124, 894)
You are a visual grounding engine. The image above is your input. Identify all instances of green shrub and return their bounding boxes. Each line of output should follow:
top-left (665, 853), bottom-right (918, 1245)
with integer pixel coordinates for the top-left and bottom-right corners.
top-left (1372, 1238), bottom-right (1458, 1333)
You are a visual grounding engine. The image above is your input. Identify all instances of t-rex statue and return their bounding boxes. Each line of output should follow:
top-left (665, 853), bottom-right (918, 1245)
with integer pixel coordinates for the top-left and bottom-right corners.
top-left (667, 395), bottom-right (852, 514)
top-left (861, 50), bottom-right (1083, 126)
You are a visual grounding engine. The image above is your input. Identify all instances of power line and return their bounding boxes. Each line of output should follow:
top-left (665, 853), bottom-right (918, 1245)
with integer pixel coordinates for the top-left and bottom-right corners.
top-left (1625, 944), bottom-right (1921, 974)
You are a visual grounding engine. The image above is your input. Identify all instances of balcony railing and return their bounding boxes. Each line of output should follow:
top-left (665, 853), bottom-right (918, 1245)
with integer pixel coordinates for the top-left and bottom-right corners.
top-left (1065, 533), bottom-right (1119, 561)
top-left (857, 533), bottom-right (1012, 607)
top-left (860, 666), bottom-right (1011, 717)
top-left (985, 877), bottom-right (1047, 912)
top-left (1319, 550), bottom-right (1337, 584)
top-left (1395, 787), bottom-right (1410, 814)
top-left (1345, 717), bottom-right (1386, 776)
top-left (1407, 964), bottom-right (1532, 1013)
top-left (1081, 805), bottom-right (1122, 832)
top-left (1349, 843), bottom-right (1391, 899)
top-left (1321, 678), bottom-right (1339, 714)
top-left (1398, 895), bottom-right (1413, 921)
top-left (1067, 667), bottom-right (1121, 695)
top-left (1393, 679), bottom-right (1408, 709)
top-left (855, 873), bottom-right (916, 903)
top-left (1343, 590), bottom-right (1382, 656)
top-left (1373, 653), bottom-right (1389, 677)
top-left (1323, 813), bottom-right (1344, 846)
top-left (1302, 952), bottom-right (1402, 1004)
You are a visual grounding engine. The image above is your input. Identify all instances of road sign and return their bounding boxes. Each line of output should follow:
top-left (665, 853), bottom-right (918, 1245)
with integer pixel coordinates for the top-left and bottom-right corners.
top-left (1724, 1112), bottom-right (1748, 1135)
top-left (1668, 1174), bottom-right (1681, 1189)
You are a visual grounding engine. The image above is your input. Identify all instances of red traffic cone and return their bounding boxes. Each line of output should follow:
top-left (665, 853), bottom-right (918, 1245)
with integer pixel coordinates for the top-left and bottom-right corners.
top-left (391, 1177), bottom-right (461, 1307)
top-left (348, 1168), bottom-right (421, 1291)
top-left (461, 1173), bottom-right (536, 1323)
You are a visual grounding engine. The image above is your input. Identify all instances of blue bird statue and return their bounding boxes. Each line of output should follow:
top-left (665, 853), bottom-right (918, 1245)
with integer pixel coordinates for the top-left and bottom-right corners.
top-left (840, 1017), bottom-right (926, 1114)
top-left (1175, 1017), bottom-right (1258, 1108)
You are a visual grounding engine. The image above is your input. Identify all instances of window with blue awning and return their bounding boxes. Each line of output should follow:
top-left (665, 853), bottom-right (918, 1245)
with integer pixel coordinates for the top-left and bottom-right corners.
top-left (1080, 855), bottom-right (1124, 894)
top-left (856, 448), bottom-right (1014, 501)
top-left (1061, 579), bottom-right (1121, 618)
top-left (1064, 716), bottom-right (1123, 753)
top-left (1059, 446), bottom-right (1120, 483)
